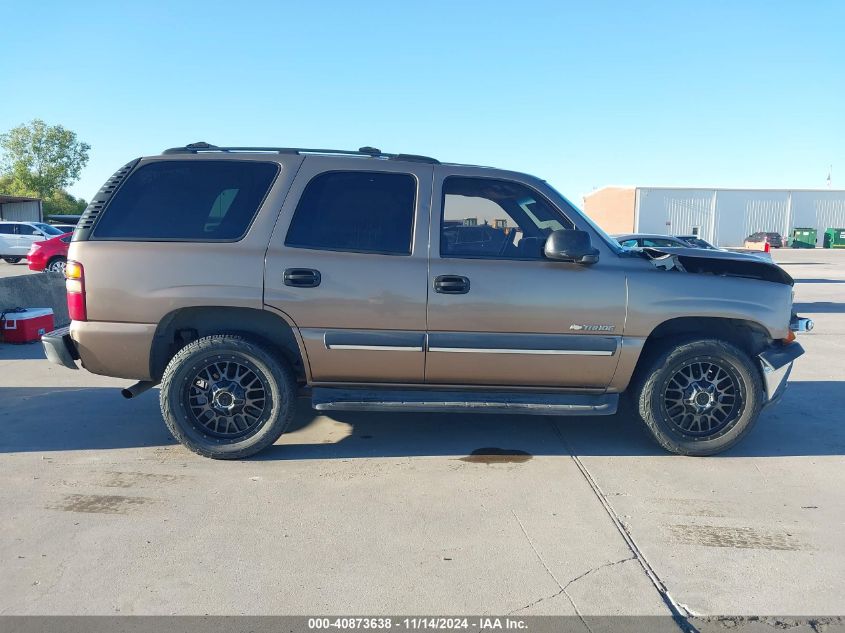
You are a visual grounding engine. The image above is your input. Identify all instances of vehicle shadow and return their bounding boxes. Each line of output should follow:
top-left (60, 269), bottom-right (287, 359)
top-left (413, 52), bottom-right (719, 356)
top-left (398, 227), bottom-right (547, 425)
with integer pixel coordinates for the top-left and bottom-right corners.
top-left (1, 382), bottom-right (842, 458)
top-left (792, 302), bottom-right (845, 313)
top-left (0, 342), bottom-right (47, 361)
top-left (792, 278), bottom-right (845, 284)
top-left (260, 381), bottom-right (845, 460)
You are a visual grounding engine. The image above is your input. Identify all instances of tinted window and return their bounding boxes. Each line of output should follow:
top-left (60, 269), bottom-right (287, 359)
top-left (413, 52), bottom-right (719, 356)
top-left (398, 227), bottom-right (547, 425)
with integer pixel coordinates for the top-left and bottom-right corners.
top-left (680, 237), bottom-right (714, 249)
top-left (17, 224), bottom-right (38, 235)
top-left (286, 171), bottom-right (416, 255)
top-left (93, 160), bottom-right (279, 240)
top-left (0, 224), bottom-right (13, 234)
top-left (441, 177), bottom-right (573, 259)
top-left (60, 235), bottom-right (72, 244)
top-left (619, 239), bottom-right (639, 248)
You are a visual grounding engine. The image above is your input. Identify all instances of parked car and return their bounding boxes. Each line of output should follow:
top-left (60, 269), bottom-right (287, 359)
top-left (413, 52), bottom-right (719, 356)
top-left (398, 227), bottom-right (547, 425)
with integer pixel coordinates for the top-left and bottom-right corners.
top-left (614, 234), bottom-right (692, 249)
top-left (0, 221), bottom-right (66, 263)
top-left (43, 142), bottom-right (807, 459)
top-left (27, 232), bottom-right (72, 273)
top-left (744, 232), bottom-right (783, 250)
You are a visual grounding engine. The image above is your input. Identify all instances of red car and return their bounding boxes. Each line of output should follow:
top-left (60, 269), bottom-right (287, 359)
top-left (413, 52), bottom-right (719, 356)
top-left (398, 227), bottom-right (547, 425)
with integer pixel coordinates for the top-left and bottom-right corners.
top-left (27, 232), bottom-right (71, 274)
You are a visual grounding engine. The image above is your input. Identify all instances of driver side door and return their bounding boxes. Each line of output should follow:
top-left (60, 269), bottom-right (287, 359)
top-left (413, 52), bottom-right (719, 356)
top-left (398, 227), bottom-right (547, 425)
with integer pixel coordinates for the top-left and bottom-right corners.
top-left (426, 167), bottom-right (627, 389)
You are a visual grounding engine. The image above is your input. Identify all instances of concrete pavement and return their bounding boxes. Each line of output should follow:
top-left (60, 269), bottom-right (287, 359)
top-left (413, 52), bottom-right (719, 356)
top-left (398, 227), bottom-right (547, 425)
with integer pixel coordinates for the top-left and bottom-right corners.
top-left (0, 249), bottom-right (842, 619)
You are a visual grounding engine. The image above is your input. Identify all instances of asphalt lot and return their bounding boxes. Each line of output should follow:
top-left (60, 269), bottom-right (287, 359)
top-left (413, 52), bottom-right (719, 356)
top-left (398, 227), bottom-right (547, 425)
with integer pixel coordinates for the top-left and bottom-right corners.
top-left (0, 259), bottom-right (35, 278)
top-left (1, 248), bottom-right (843, 619)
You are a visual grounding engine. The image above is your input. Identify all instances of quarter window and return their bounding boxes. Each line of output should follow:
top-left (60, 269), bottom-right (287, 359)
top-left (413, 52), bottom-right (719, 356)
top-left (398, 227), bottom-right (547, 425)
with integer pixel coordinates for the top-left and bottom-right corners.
top-left (285, 171), bottom-right (416, 255)
top-left (92, 160), bottom-right (279, 241)
top-left (440, 177), bottom-right (573, 259)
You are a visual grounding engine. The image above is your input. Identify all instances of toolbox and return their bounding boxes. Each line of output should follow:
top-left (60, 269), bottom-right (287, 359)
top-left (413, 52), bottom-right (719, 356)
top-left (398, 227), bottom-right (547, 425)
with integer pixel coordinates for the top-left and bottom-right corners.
top-left (1, 308), bottom-right (55, 344)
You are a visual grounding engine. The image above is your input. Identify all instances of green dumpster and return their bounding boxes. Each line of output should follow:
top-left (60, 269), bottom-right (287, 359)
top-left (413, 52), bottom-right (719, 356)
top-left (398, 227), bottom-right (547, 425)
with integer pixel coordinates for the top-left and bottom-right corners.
top-left (789, 227), bottom-right (817, 248)
top-left (823, 228), bottom-right (845, 248)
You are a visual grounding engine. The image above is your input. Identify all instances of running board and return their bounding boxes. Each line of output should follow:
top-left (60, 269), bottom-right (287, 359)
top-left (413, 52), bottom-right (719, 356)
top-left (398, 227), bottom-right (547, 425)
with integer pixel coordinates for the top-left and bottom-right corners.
top-left (312, 388), bottom-right (618, 416)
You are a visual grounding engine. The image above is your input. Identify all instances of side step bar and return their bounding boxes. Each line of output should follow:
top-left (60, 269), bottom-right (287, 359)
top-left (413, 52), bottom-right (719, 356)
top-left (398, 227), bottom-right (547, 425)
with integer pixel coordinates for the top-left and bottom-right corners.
top-left (312, 388), bottom-right (618, 416)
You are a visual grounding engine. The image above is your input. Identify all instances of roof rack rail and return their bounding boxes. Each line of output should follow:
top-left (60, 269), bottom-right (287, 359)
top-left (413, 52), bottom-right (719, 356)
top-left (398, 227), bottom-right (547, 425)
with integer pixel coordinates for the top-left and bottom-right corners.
top-left (162, 142), bottom-right (439, 164)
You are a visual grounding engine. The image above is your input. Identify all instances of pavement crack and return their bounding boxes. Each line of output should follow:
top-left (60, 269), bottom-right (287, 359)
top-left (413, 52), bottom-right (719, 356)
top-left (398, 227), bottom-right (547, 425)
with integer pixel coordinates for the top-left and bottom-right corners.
top-left (511, 509), bottom-right (594, 631)
top-left (563, 555), bottom-right (637, 590)
top-left (508, 556), bottom-right (636, 616)
top-left (550, 420), bottom-right (699, 633)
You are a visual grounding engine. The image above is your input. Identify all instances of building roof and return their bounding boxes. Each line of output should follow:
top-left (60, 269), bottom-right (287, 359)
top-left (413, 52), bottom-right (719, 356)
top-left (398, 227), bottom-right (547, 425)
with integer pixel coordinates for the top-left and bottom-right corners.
top-left (0, 194), bottom-right (41, 204)
top-left (586, 185), bottom-right (845, 196)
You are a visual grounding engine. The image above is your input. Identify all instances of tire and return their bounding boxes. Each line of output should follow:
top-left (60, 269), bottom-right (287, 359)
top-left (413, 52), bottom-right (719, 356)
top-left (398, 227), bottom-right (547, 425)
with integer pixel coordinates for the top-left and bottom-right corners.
top-left (46, 257), bottom-right (67, 274)
top-left (630, 338), bottom-right (764, 456)
top-left (159, 334), bottom-right (296, 459)
top-left (3, 257), bottom-right (22, 264)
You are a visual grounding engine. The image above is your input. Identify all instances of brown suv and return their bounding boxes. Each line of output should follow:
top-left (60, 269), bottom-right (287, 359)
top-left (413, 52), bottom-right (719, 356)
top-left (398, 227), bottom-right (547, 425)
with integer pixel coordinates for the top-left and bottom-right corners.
top-left (42, 143), bottom-right (808, 459)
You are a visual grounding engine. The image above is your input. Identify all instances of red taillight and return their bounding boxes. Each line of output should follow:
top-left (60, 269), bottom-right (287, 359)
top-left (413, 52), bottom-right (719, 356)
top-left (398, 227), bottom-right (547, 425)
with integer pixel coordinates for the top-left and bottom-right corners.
top-left (65, 260), bottom-right (87, 321)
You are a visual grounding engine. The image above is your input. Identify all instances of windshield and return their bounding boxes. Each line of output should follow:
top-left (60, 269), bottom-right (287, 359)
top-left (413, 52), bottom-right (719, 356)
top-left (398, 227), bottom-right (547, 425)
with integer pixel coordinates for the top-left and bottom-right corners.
top-left (35, 223), bottom-right (64, 236)
top-left (544, 183), bottom-right (625, 254)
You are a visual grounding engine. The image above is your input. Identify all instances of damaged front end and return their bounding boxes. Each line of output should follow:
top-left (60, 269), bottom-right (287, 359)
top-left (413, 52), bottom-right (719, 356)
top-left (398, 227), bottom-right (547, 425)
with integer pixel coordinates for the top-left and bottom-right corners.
top-left (640, 247), bottom-right (794, 285)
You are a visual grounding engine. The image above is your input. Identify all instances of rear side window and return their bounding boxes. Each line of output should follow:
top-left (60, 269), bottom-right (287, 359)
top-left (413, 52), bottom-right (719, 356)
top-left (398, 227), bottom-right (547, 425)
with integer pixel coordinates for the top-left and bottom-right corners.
top-left (285, 171), bottom-right (416, 255)
top-left (93, 160), bottom-right (279, 240)
top-left (0, 224), bottom-right (14, 234)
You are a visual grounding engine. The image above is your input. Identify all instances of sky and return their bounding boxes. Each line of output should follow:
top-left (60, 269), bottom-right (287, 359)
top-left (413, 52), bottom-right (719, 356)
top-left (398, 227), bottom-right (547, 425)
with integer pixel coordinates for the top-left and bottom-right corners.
top-left (2, 0), bottom-right (843, 204)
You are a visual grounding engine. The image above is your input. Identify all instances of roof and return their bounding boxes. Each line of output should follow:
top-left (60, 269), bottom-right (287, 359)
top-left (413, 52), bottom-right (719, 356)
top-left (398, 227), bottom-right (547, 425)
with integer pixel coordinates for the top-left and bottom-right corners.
top-left (0, 195), bottom-right (41, 204)
top-left (162, 142), bottom-right (440, 164)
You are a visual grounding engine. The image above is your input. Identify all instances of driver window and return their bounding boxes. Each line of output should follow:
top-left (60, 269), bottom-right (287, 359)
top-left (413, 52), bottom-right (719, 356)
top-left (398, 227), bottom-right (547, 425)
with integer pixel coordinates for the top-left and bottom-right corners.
top-left (440, 177), bottom-right (573, 260)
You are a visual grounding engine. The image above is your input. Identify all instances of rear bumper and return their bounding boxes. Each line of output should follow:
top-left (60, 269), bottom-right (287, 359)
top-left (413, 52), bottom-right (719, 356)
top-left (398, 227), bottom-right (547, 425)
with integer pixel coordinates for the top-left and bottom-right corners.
top-left (42, 326), bottom-right (79, 370)
top-left (758, 341), bottom-right (804, 404)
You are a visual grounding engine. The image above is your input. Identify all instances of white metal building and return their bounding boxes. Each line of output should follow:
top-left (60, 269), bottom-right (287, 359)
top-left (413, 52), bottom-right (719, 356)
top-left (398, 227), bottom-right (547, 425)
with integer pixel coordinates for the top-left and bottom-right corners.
top-left (583, 187), bottom-right (845, 246)
top-left (0, 195), bottom-right (43, 223)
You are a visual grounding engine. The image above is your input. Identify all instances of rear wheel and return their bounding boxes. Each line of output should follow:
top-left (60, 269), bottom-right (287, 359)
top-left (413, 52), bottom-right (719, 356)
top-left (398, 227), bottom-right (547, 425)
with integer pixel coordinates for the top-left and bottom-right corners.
top-left (3, 257), bottom-right (22, 264)
top-left (160, 334), bottom-right (296, 459)
top-left (631, 338), bottom-right (764, 456)
top-left (46, 257), bottom-right (67, 274)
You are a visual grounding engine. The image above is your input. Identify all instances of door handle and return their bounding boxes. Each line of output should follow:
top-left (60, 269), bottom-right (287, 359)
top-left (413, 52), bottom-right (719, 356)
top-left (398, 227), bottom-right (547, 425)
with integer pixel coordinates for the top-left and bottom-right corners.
top-left (284, 268), bottom-right (321, 288)
top-left (434, 275), bottom-right (470, 294)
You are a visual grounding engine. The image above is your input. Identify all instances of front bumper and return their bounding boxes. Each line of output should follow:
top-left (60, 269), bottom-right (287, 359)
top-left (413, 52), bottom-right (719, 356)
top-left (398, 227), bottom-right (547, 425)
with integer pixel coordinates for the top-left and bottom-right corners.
top-left (758, 341), bottom-right (804, 404)
top-left (42, 326), bottom-right (79, 370)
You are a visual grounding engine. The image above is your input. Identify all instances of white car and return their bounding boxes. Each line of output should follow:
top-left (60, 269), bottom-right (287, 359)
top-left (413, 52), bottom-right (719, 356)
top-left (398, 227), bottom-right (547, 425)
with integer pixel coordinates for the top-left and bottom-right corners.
top-left (0, 221), bottom-right (66, 263)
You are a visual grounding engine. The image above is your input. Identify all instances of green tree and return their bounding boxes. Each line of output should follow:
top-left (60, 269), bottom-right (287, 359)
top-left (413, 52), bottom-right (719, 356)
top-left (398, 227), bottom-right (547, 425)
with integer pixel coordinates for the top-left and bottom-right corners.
top-left (0, 119), bottom-right (91, 201)
top-left (42, 190), bottom-right (88, 216)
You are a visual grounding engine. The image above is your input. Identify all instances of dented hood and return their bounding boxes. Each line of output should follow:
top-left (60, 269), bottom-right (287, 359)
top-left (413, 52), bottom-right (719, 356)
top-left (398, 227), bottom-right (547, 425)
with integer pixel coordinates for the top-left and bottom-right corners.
top-left (640, 247), bottom-right (793, 285)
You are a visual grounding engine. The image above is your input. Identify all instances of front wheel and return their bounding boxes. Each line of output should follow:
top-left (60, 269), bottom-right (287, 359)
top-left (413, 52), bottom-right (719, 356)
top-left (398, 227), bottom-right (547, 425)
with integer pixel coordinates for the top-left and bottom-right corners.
top-left (3, 257), bottom-right (22, 264)
top-left (160, 334), bottom-right (297, 459)
top-left (631, 339), bottom-right (764, 456)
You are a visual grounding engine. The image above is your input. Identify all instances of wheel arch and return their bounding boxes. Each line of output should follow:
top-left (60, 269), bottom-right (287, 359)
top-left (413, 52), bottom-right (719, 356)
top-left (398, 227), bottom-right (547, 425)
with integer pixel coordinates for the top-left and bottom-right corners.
top-left (149, 306), bottom-right (309, 384)
top-left (632, 316), bottom-right (771, 382)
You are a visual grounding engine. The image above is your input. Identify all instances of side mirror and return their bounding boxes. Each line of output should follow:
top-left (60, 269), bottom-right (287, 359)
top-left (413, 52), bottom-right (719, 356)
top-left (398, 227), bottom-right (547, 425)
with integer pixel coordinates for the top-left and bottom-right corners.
top-left (544, 229), bottom-right (600, 265)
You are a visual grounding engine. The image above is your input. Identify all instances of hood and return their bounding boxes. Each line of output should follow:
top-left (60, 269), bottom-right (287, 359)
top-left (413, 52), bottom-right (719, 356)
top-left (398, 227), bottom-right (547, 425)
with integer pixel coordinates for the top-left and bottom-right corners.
top-left (640, 246), bottom-right (793, 285)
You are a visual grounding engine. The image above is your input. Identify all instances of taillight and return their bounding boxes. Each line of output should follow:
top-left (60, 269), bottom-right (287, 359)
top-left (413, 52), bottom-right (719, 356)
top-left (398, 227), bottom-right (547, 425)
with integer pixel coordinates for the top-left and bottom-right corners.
top-left (65, 260), bottom-right (87, 321)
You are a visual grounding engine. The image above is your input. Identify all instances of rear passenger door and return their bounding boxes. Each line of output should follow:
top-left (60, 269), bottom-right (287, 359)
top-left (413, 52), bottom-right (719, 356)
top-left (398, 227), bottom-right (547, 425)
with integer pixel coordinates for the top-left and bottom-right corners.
top-left (16, 224), bottom-right (43, 253)
top-left (264, 158), bottom-right (433, 384)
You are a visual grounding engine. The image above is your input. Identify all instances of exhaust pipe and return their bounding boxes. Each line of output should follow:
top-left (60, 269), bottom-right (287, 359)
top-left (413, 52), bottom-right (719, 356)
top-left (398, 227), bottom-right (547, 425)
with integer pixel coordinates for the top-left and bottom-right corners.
top-left (121, 381), bottom-right (157, 399)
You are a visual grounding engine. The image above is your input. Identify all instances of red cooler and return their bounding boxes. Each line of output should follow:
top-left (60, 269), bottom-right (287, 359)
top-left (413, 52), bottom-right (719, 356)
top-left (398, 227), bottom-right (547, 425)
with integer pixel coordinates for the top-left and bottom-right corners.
top-left (1, 308), bottom-right (55, 344)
